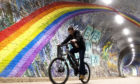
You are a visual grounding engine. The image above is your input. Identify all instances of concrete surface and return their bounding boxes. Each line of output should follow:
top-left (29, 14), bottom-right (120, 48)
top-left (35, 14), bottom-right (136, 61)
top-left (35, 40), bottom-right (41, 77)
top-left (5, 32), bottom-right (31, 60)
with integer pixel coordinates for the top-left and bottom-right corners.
top-left (0, 77), bottom-right (140, 84)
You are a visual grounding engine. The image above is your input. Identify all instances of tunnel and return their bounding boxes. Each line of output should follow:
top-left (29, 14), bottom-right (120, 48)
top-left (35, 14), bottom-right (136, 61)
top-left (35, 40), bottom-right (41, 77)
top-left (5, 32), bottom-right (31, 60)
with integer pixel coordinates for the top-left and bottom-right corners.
top-left (0, 0), bottom-right (140, 84)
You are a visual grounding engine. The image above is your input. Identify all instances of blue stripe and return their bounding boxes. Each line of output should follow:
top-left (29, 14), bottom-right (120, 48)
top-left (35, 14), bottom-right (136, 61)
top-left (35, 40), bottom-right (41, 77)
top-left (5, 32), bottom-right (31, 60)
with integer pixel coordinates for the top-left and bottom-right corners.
top-left (0, 9), bottom-right (112, 77)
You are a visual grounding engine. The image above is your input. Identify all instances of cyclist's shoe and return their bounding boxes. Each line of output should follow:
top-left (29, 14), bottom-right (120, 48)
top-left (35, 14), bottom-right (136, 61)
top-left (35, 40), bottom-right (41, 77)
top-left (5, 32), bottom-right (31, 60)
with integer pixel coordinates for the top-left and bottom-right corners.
top-left (79, 75), bottom-right (85, 80)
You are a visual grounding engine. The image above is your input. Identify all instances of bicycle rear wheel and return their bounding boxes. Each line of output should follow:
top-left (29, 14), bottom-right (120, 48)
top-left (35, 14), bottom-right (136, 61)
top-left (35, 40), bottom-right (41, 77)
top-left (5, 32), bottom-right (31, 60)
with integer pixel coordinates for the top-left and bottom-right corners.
top-left (81, 62), bottom-right (90, 84)
top-left (48, 58), bottom-right (69, 84)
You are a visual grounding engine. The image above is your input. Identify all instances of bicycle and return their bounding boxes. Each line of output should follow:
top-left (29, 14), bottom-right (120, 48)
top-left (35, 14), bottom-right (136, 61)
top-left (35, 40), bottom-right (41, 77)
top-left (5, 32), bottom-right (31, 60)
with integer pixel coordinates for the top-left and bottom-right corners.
top-left (48, 42), bottom-right (90, 84)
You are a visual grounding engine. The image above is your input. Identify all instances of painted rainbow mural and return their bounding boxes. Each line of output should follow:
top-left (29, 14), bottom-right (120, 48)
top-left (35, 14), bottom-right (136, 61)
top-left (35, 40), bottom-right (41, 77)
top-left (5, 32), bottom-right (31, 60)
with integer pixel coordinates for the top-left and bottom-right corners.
top-left (0, 1), bottom-right (140, 77)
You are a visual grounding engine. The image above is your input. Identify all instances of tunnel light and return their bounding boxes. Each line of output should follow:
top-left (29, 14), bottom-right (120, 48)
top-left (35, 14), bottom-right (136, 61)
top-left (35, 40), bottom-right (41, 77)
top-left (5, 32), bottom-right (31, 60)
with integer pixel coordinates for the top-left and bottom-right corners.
top-left (128, 37), bottom-right (133, 42)
top-left (101, 0), bottom-right (112, 5)
top-left (115, 15), bottom-right (124, 24)
top-left (132, 48), bottom-right (135, 52)
top-left (130, 44), bottom-right (134, 48)
top-left (123, 28), bottom-right (130, 35)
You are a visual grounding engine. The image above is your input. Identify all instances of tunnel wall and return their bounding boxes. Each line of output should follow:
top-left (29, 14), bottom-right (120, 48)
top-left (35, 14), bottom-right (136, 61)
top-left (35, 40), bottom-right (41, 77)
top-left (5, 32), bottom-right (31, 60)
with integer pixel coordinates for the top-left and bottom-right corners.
top-left (22, 17), bottom-right (119, 77)
top-left (0, 0), bottom-right (140, 77)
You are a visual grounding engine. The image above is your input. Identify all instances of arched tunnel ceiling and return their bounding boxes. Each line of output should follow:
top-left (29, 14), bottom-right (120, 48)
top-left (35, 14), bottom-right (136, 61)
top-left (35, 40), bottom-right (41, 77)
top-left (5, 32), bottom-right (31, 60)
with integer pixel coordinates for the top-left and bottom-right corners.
top-left (82, 12), bottom-right (140, 53)
top-left (94, 0), bottom-right (140, 52)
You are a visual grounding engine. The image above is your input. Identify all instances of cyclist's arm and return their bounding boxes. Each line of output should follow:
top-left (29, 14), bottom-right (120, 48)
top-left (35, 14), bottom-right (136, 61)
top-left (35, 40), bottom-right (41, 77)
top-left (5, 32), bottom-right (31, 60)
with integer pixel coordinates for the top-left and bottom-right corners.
top-left (61, 35), bottom-right (71, 45)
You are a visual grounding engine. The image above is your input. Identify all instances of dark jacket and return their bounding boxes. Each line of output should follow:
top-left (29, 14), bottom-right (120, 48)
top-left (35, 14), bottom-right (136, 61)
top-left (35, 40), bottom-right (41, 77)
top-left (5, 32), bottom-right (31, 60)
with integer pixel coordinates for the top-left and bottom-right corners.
top-left (61, 30), bottom-right (85, 49)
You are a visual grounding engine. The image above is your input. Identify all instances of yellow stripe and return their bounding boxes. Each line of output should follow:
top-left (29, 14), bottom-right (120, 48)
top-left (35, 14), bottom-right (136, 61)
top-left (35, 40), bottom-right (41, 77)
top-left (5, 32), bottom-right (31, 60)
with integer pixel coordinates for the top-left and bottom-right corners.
top-left (0, 6), bottom-right (98, 72)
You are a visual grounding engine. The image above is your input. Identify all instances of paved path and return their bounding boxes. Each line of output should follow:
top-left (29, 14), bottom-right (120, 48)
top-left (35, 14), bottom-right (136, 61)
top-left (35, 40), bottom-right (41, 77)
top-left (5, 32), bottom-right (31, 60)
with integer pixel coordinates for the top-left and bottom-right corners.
top-left (0, 77), bottom-right (140, 84)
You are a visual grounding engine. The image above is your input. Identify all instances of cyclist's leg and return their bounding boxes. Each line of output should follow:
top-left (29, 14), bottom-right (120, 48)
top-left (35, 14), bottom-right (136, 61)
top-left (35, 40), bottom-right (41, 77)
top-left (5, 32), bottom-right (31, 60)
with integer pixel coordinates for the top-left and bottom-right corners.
top-left (70, 48), bottom-right (79, 66)
top-left (79, 48), bottom-right (86, 75)
top-left (68, 48), bottom-right (79, 75)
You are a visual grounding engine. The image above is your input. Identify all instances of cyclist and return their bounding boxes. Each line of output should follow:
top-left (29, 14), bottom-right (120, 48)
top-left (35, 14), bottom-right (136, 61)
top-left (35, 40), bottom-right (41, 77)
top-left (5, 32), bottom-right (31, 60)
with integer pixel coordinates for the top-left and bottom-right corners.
top-left (59, 26), bottom-right (86, 80)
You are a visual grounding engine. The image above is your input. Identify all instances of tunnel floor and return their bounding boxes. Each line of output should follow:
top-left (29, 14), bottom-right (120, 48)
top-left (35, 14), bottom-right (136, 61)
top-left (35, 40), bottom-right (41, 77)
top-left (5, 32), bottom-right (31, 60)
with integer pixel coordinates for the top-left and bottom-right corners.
top-left (0, 77), bottom-right (140, 84)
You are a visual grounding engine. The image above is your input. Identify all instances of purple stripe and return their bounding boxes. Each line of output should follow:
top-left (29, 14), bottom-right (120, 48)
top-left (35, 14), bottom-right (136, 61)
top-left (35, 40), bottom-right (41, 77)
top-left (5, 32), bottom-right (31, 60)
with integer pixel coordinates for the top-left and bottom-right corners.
top-left (11, 10), bottom-right (96, 77)
top-left (8, 26), bottom-right (57, 77)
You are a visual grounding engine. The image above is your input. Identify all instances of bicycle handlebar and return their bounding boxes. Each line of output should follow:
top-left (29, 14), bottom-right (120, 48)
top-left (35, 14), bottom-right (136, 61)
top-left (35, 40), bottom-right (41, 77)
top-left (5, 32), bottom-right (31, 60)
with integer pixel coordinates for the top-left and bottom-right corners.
top-left (59, 42), bottom-right (71, 47)
top-left (63, 42), bottom-right (71, 46)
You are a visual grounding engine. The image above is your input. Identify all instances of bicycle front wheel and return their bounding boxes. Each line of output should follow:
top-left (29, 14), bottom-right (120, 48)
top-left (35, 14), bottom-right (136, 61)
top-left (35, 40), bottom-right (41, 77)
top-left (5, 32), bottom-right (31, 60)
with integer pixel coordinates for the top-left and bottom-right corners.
top-left (48, 58), bottom-right (69, 84)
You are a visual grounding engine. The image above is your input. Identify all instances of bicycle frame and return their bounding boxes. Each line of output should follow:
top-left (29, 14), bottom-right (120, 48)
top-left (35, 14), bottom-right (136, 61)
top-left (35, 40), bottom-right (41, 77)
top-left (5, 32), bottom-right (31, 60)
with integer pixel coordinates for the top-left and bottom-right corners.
top-left (57, 43), bottom-right (80, 67)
